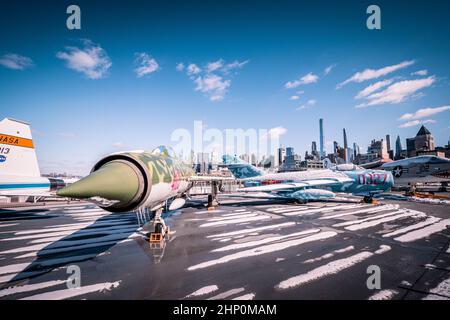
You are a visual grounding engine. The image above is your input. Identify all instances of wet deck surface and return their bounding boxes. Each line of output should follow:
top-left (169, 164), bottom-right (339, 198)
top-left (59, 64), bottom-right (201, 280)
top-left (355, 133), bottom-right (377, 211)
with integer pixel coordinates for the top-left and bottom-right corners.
top-left (0, 194), bottom-right (449, 300)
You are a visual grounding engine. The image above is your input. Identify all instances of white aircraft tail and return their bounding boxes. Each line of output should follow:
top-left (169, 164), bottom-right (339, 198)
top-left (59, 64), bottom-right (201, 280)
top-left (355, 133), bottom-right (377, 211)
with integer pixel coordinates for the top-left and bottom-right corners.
top-left (0, 118), bottom-right (41, 177)
top-left (323, 158), bottom-right (333, 169)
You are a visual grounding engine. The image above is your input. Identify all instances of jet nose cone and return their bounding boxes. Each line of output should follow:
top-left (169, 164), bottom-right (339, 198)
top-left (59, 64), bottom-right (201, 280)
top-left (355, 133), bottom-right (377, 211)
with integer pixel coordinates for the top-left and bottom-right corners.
top-left (57, 161), bottom-right (141, 204)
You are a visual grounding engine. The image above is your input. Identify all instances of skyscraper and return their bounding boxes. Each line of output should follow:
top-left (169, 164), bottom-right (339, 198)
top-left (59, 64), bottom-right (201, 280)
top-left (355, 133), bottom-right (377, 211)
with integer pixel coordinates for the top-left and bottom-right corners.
top-left (405, 125), bottom-right (435, 157)
top-left (333, 141), bottom-right (339, 154)
top-left (319, 118), bottom-right (324, 159)
top-left (311, 141), bottom-right (317, 153)
top-left (311, 141), bottom-right (319, 159)
top-left (395, 135), bottom-right (402, 159)
top-left (385, 134), bottom-right (392, 159)
top-left (353, 142), bottom-right (360, 158)
top-left (277, 145), bottom-right (286, 166)
top-left (343, 128), bottom-right (348, 163)
top-left (286, 147), bottom-right (294, 157)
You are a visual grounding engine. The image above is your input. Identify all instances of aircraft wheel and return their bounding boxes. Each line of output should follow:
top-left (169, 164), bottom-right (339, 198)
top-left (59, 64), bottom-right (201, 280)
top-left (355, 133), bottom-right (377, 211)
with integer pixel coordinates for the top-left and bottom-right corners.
top-left (155, 223), bottom-right (163, 234)
top-left (363, 196), bottom-right (373, 203)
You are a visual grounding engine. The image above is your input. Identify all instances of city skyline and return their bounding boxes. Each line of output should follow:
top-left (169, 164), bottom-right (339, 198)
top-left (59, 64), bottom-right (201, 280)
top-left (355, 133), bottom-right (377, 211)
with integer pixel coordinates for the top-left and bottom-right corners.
top-left (1, 0), bottom-right (450, 175)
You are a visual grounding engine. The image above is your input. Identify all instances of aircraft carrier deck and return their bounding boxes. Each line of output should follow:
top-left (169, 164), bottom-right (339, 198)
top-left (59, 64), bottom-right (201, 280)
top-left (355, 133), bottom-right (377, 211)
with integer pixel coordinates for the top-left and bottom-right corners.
top-left (0, 194), bottom-right (449, 300)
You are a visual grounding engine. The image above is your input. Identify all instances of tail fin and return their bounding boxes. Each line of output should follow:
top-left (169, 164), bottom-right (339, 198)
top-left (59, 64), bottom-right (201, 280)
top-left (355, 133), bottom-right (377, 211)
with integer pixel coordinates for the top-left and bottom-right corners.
top-left (323, 158), bottom-right (333, 169)
top-left (222, 154), bottom-right (264, 179)
top-left (0, 118), bottom-right (41, 177)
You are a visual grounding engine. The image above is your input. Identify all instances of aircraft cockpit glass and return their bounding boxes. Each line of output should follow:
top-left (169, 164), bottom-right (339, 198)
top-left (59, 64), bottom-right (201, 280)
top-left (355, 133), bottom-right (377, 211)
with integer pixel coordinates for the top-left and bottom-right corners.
top-left (333, 164), bottom-right (364, 171)
top-left (151, 145), bottom-right (177, 157)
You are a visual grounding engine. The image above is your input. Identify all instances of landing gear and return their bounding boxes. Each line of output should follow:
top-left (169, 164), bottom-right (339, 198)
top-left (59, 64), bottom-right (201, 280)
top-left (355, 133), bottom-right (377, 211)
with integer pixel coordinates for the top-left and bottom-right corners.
top-left (150, 208), bottom-right (170, 241)
top-left (207, 181), bottom-right (221, 209)
top-left (363, 195), bottom-right (374, 204)
top-left (154, 222), bottom-right (163, 234)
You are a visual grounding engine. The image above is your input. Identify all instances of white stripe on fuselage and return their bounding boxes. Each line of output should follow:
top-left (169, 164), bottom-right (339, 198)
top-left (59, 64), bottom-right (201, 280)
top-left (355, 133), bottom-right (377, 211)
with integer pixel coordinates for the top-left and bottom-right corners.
top-left (244, 169), bottom-right (348, 183)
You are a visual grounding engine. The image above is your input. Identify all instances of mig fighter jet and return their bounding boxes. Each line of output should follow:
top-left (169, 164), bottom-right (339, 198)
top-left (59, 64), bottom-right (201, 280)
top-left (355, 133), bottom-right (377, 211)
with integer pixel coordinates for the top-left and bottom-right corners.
top-left (57, 146), bottom-right (230, 235)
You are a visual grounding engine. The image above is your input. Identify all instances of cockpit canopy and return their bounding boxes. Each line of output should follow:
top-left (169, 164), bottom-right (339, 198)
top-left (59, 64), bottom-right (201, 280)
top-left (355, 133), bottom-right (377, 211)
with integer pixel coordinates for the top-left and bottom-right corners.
top-left (151, 145), bottom-right (177, 157)
top-left (331, 163), bottom-right (364, 171)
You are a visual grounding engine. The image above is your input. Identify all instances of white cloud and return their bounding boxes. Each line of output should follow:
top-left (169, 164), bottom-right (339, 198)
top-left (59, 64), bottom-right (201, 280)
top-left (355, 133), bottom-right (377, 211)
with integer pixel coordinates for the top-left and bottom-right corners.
top-left (324, 64), bottom-right (336, 75)
top-left (399, 119), bottom-right (436, 128)
top-left (355, 76), bottom-right (435, 108)
top-left (355, 78), bottom-right (394, 99)
top-left (285, 72), bottom-right (319, 89)
top-left (222, 60), bottom-right (249, 74)
top-left (289, 95), bottom-right (300, 100)
top-left (179, 59), bottom-right (248, 102)
top-left (206, 59), bottom-right (224, 73)
top-left (203, 59), bottom-right (249, 74)
top-left (337, 60), bottom-right (415, 88)
top-left (399, 105), bottom-right (450, 121)
top-left (176, 63), bottom-right (185, 71)
top-left (296, 99), bottom-right (317, 110)
top-left (134, 52), bottom-right (159, 77)
top-left (187, 63), bottom-right (201, 75)
top-left (194, 74), bottom-right (230, 101)
top-left (411, 69), bottom-right (428, 76)
top-left (0, 53), bottom-right (34, 70)
top-left (56, 40), bottom-right (111, 79)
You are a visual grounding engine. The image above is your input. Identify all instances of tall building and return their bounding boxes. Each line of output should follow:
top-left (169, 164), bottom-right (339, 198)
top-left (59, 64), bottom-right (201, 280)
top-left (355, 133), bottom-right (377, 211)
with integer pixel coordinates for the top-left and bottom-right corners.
top-left (277, 145), bottom-right (286, 167)
top-left (406, 125), bottom-right (435, 157)
top-left (196, 152), bottom-right (210, 173)
top-left (395, 135), bottom-right (403, 159)
top-left (414, 125), bottom-right (435, 152)
top-left (385, 134), bottom-right (393, 159)
top-left (331, 141), bottom-right (345, 164)
top-left (311, 141), bottom-right (319, 159)
top-left (311, 141), bottom-right (317, 153)
top-left (343, 128), bottom-right (348, 163)
top-left (280, 147), bottom-right (302, 172)
top-left (406, 138), bottom-right (416, 157)
top-left (333, 141), bottom-right (339, 154)
top-left (319, 118), bottom-right (324, 159)
top-left (353, 142), bottom-right (360, 159)
top-left (367, 139), bottom-right (389, 159)
top-left (286, 147), bottom-right (294, 157)
top-left (343, 128), bottom-right (348, 149)
top-left (385, 134), bottom-right (391, 152)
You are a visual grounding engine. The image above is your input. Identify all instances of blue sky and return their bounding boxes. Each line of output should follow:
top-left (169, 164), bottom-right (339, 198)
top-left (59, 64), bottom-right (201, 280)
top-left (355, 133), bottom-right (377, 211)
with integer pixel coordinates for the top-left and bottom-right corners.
top-left (1, 0), bottom-right (449, 175)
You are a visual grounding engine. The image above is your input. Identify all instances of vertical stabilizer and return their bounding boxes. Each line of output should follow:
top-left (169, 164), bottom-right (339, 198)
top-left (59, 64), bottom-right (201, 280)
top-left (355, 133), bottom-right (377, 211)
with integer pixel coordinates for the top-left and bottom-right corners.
top-left (0, 118), bottom-right (41, 177)
top-left (222, 155), bottom-right (265, 179)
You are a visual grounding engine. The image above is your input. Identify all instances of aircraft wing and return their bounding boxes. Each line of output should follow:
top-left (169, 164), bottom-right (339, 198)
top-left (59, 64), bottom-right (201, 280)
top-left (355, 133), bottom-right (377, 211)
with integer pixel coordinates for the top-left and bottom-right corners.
top-left (0, 191), bottom-right (56, 197)
top-left (189, 176), bottom-right (236, 182)
top-left (237, 177), bottom-right (352, 193)
top-left (227, 192), bottom-right (290, 199)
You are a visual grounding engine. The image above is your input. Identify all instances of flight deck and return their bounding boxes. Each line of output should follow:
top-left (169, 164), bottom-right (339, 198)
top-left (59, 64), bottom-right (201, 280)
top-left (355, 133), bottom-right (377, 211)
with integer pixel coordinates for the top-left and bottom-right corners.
top-left (0, 195), bottom-right (449, 300)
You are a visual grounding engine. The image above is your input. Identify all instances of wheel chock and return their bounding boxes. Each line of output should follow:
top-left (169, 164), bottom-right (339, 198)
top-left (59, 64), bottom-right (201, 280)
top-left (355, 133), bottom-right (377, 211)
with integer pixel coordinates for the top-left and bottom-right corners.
top-left (150, 233), bottom-right (163, 243)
